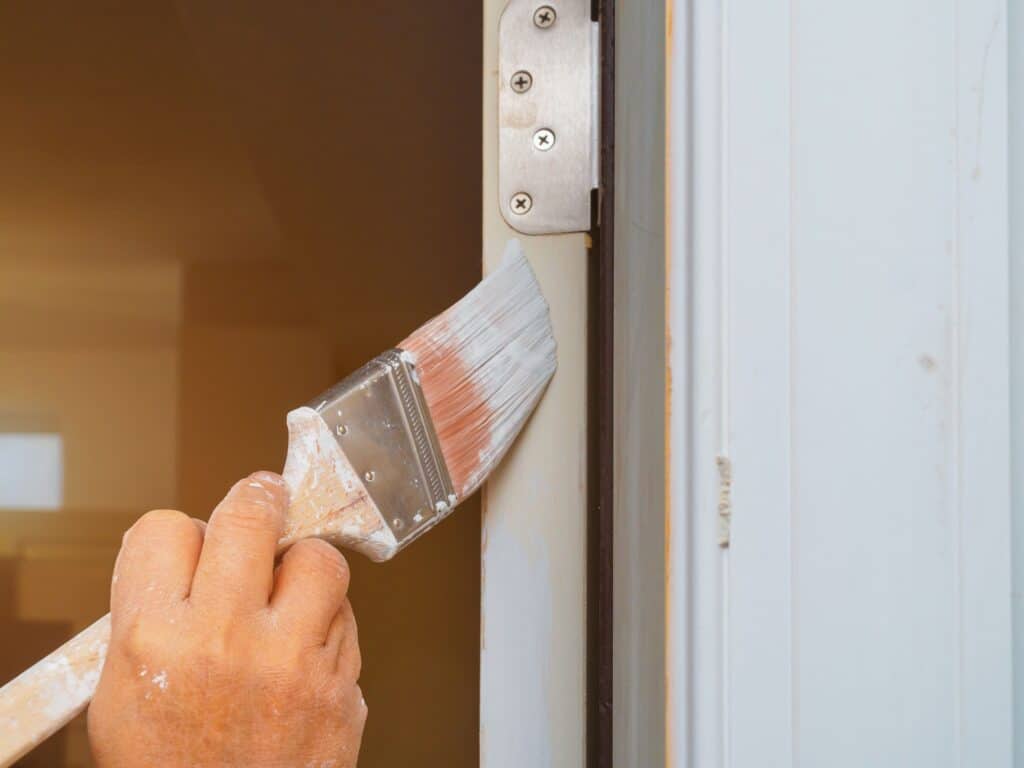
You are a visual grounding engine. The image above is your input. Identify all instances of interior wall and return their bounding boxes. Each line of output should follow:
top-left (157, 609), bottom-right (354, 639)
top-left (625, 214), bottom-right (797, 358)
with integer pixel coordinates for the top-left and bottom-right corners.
top-left (0, 261), bottom-right (181, 510)
top-left (0, 3), bottom-right (482, 767)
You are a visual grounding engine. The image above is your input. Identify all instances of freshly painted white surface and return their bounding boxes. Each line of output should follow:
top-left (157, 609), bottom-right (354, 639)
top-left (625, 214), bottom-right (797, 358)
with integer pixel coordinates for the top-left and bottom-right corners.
top-left (1010, 1), bottom-right (1024, 762)
top-left (480, 0), bottom-right (589, 765)
top-left (669, 0), bottom-right (1012, 766)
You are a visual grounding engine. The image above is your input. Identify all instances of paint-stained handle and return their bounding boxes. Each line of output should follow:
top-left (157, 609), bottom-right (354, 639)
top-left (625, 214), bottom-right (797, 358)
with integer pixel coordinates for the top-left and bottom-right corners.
top-left (0, 614), bottom-right (111, 767)
top-left (0, 407), bottom-right (393, 766)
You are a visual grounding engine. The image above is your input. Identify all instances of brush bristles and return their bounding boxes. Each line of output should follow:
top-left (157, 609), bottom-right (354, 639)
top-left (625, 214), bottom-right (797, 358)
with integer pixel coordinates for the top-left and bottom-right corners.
top-left (400, 241), bottom-right (557, 500)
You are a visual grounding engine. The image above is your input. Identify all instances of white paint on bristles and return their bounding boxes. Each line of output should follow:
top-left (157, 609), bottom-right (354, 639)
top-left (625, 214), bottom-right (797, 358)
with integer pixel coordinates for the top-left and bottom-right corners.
top-left (401, 240), bottom-right (557, 499)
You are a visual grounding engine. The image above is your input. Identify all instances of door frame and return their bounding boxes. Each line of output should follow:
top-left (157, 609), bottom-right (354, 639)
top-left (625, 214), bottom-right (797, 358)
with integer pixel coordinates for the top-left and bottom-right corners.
top-left (479, 0), bottom-right (591, 763)
top-left (479, 0), bottom-right (669, 765)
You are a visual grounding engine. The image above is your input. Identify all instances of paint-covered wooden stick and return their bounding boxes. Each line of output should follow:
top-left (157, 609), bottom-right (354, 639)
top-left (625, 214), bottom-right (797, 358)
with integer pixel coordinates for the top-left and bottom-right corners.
top-left (0, 244), bottom-right (556, 767)
top-left (0, 615), bottom-right (111, 767)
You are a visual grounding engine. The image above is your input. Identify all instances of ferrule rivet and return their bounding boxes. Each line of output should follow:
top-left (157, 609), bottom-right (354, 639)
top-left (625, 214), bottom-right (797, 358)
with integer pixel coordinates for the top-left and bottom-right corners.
top-left (392, 518), bottom-right (405, 530)
top-left (364, 470), bottom-right (376, 482)
top-left (336, 424), bottom-right (348, 436)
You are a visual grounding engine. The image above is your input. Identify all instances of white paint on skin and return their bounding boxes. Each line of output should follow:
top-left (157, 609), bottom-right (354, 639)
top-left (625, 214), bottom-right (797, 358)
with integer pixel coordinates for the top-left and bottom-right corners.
top-left (151, 670), bottom-right (168, 691)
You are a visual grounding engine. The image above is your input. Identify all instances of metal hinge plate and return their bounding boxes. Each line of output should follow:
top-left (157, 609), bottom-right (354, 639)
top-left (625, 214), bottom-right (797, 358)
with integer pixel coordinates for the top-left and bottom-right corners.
top-left (498, 0), bottom-right (599, 235)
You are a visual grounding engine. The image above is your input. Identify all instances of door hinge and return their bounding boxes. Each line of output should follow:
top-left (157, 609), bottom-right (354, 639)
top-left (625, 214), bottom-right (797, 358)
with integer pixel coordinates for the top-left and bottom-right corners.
top-left (498, 0), bottom-right (599, 235)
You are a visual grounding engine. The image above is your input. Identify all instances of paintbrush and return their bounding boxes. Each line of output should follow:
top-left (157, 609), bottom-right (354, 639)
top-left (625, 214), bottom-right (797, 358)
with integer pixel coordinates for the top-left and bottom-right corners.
top-left (0, 242), bottom-right (557, 767)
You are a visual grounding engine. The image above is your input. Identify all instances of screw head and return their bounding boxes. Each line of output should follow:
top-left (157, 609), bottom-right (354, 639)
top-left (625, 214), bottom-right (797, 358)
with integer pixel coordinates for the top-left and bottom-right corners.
top-left (533, 5), bottom-right (556, 28)
top-left (510, 192), bottom-right (533, 215)
top-left (533, 128), bottom-right (556, 151)
top-left (511, 70), bottom-right (533, 94)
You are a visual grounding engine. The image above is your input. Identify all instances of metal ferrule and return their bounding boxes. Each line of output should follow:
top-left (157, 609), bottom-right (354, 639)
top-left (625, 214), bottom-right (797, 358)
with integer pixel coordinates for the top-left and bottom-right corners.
top-left (308, 349), bottom-right (456, 550)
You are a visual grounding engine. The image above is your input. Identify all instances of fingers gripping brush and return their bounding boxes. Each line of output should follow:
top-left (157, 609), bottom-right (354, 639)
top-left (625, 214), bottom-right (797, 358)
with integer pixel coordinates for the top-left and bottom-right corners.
top-left (0, 243), bottom-right (557, 767)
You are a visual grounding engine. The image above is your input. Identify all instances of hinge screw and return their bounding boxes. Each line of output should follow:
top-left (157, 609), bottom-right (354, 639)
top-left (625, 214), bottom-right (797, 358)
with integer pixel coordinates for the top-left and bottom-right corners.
top-left (533, 5), bottom-right (556, 28)
top-left (510, 192), bottom-right (533, 215)
top-left (511, 70), bottom-right (533, 93)
top-left (533, 128), bottom-right (556, 151)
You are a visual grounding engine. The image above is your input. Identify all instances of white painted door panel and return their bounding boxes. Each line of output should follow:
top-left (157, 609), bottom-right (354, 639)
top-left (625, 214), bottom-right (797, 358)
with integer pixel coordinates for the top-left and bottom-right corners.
top-left (670, 0), bottom-right (1012, 766)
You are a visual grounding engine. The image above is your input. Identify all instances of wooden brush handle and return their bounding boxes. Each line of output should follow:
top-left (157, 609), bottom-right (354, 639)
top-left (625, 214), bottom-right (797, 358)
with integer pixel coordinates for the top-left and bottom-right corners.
top-left (0, 408), bottom-right (393, 767)
top-left (0, 615), bottom-right (111, 766)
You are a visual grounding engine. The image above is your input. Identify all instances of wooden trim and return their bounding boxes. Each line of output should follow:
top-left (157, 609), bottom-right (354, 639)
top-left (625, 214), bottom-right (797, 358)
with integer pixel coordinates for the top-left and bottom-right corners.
top-left (667, 0), bottom-right (725, 763)
top-left (480, 0), bottom-right (590, 764)
top-left (611, 0), bottom-right (667, 762)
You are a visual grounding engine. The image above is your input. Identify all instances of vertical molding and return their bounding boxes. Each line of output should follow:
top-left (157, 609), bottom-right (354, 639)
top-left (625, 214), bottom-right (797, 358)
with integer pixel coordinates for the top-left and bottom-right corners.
top-left (667, 0), bottom-right (727, 764)
top-left (480, 1), bottom-right (590, 766)
top-left (612, 0), bottom-right (666, 767)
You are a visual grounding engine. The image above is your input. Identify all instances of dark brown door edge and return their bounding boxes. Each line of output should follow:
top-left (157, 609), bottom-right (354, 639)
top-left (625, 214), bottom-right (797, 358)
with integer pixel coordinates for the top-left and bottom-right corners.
top-left (587, 0), bottom-right (614, 766)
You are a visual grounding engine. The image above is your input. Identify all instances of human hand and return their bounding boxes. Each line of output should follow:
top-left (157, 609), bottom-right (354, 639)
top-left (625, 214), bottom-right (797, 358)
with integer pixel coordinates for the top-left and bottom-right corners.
top-left (88, 471), bottom-right (366, 767)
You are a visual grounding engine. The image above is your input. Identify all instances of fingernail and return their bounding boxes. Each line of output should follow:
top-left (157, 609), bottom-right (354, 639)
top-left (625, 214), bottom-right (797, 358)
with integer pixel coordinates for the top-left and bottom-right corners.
top-left (250, 471), bottom-right (285, 487)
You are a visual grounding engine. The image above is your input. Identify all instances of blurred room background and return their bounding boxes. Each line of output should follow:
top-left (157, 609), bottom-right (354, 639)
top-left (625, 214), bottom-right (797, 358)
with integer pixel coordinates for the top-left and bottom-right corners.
top-left (0, 2), bottom-right (482, 765)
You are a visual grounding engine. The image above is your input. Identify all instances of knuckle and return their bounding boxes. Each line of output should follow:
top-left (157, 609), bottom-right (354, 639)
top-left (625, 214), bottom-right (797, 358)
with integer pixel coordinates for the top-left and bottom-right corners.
top-left (215, 499), bottom-right (281, 532)
top-left (118, 619), bottom-right (165, 664)
top-left (344, 641), bottom-right (362, 682)
top-left (341, 600), bottom-right (359, 641)
top-left (128, 509), bottom-right (193, 544)
top-left (136, 508), bottom-right (191, 528)
top-left (250, 655), bottom-right (306, 700)
top-left (354, 684), bottom-right (368, 722)
top-left (291, 539), bottom-right (349, 582)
